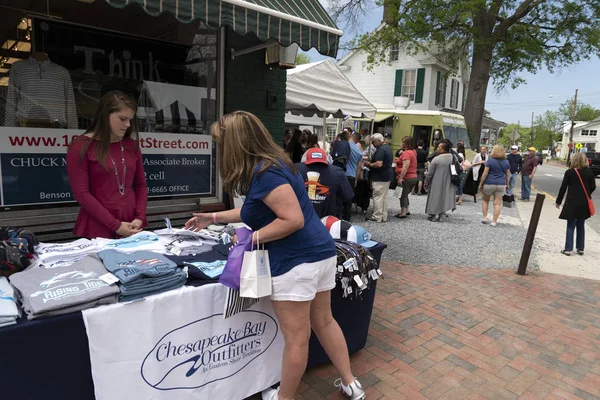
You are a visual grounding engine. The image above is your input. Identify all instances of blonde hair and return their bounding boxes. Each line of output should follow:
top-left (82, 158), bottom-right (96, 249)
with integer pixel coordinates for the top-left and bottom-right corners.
top-left (490, 144), bottom-right (507, 160)
top-left (571, 152), bottom-right (589, 169)
top-left (211, 111), bottom-right (297, 196)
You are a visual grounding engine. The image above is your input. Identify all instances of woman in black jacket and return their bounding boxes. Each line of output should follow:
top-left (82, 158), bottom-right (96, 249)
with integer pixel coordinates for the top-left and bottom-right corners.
top-left (556, 152), bottom-right (596, 256)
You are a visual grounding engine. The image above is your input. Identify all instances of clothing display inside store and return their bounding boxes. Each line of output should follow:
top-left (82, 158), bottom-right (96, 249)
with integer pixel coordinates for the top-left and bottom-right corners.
top-left (5, 55), bottom-right (78, 129)
top-left (0, 277), bottom-right (19, 327)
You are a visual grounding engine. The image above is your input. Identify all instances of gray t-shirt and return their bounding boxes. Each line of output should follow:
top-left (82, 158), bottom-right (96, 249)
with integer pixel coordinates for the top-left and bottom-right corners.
top-left (97, 250), bottom-right (178, 284)
top-left (9, 255), bottom-right (119, 319)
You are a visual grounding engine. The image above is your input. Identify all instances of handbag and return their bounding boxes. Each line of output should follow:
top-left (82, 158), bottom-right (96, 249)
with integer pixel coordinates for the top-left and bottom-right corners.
top-left (239, 231), bottom-right (272, 298)
top-left (574, 169), bottom-right (595, 217)
top-left (219, 227), bottom-right (253, 290)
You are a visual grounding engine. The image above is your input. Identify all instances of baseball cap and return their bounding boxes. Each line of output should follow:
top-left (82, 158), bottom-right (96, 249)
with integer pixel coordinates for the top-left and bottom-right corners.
top-left (511, 145), bottom-right (518, 150)
top-left (528, 147), bottom-right (536, 151)
top-left (305, 148), bottom-right (328, 165)
top-left (371, 133), bottom-right (384, 142)
top-left (320, 216), bottom-right (339, 231)
top-left (329, 221), bottom-right (378, 248)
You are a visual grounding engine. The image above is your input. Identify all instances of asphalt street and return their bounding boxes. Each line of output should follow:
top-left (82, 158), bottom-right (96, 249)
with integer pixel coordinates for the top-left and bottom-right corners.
top-left (528, 162), bottom-right (600, 234)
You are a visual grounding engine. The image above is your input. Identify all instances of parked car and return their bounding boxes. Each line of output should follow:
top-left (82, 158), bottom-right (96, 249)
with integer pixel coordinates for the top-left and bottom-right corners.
top-left (587, 151), bottom-right (600, 177)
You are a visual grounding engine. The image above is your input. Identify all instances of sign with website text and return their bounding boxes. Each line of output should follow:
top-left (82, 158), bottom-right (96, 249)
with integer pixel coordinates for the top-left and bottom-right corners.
top-left (0, 128), bottom-right (213, 207)
top-left (82, 284), bottom-right (283, 400)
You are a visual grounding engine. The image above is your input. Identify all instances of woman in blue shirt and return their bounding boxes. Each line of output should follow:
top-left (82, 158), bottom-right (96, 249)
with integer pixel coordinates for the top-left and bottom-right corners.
top-left (185, 111), bottom-right (364, 400)
top-left (479, 145), bottom-right (511, 226)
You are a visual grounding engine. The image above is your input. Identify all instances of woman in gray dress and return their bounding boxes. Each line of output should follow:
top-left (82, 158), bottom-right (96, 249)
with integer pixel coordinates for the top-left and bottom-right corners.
top-left (425, 141), bottom-right (456, 222)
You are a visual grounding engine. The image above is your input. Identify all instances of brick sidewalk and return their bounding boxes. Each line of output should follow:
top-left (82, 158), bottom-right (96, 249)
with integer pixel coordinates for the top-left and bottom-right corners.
top-left (297, 262), bottom-right (600, 400)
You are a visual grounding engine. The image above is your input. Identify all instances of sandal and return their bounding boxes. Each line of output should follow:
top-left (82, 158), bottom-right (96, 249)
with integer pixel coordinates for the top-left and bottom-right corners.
top-left (395, 214), bottom-right (407, 219)
top-left (560, 250), bottom-right (572, 256)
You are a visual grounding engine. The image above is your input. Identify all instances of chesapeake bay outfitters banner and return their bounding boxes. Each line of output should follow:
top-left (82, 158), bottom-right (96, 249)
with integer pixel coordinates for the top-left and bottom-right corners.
top-left (82, 284), bottom-right (284, 400)
top-left (0, 128), bottom-right (212, 206)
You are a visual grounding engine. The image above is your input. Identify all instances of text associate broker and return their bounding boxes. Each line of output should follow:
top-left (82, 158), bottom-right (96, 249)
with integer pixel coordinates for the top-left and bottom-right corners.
top-left (66, 91), bottom-right (148, 239)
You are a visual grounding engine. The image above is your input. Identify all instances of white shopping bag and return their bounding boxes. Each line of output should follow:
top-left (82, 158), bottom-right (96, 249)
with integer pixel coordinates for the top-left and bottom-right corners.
top-left (239, 231), bottom-right (272, 298)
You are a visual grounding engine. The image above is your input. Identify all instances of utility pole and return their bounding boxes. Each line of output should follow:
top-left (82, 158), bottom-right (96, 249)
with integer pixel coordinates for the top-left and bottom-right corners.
top-left (530, 112), bottom-right (535, 147)
top-left (567, 89), bottom-right (578, 164)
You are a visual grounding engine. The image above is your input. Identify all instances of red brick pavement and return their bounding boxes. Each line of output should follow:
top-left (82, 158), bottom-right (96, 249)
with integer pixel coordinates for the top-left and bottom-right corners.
top-left (283, 262), bottom-right (600, 400)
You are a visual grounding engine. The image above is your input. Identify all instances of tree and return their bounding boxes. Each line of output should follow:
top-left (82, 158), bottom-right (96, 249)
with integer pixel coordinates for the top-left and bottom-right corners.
top-left (558, 100), bottom-right (600, 122)
top-left (534, 110), bottom-right (562, 134)
top-left (329, 0), bottom-right (600, 149)
top-left (295, 52), bottom-right (312, 65)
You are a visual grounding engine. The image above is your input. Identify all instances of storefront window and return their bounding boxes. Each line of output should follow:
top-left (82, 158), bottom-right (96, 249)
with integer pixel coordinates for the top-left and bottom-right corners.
top-left (0, 0), bottom-right (218, 208)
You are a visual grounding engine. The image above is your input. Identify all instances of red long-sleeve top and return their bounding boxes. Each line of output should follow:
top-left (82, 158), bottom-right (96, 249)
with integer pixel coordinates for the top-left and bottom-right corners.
top-left (66, 137), bottom-right (148, 239)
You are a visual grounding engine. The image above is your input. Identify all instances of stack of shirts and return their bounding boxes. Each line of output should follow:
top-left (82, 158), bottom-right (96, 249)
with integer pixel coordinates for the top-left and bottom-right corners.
top-left (9, 255), bottom-right (119, 319)
top-left (94, 232), bottom-right (166, 254)
top-left (158, 234), bottom-right (215, 256)
top-left (155, 227), bottom-right (228, 244)
top-left (166, 242), bottom-right (231, 287)
top-left (35, 238), bottom-right (99, 268)
top-left (0, 277), bottom-right (19, 327)
top-left (97, 250), bottom-right (186, 302)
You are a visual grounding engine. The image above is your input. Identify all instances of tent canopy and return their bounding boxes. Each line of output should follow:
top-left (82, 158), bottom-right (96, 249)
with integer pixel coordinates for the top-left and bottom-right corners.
top-left (286, 60), bottom-right (376, 120)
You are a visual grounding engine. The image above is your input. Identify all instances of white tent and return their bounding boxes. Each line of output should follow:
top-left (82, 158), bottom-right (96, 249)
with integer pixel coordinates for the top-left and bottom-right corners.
top-left (286, 60), bottom-right (376, 120)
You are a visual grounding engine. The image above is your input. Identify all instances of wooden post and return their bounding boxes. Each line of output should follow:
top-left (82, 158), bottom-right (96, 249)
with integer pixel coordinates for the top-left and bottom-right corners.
top-left (517, 194), bottom-right (545, 275)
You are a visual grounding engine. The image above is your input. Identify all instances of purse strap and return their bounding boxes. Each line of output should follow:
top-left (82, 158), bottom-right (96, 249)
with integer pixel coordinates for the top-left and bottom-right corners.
top-left (574, 169), bottom-right (591, 200)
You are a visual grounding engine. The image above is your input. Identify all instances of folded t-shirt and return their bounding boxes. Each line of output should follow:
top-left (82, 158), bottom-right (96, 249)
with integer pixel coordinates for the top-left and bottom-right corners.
top-left (97, 250), bottom-right (178, 284)
top-left (9, 255), bottom-right (119, 318)
top-left (94, 232), bottom-right (166, 254)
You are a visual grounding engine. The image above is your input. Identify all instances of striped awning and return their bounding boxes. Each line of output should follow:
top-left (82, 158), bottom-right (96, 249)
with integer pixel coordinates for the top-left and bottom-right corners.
top-left (104, 0), bottom-right (342, 57)
top-left (156, 101), bottom-right (198, 127)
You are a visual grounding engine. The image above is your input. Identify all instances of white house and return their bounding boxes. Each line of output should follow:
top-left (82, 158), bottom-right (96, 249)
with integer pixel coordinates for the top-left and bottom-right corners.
top-left (337, 33), bottom-right (470, 113)
top-left (561, 119), bottom-right (598, 154)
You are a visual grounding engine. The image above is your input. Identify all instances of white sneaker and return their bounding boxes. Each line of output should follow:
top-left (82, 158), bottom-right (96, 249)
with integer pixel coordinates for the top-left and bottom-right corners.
top-left (490, 222), bottom-right (497, 227)
top-left (261, 386), bottom-right (279, 400)
top-left (334, 378), bottom-right (366, 400)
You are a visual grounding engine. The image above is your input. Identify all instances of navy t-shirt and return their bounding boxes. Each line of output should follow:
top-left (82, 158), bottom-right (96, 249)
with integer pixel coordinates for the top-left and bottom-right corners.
top-left (484, 158), bottom-right (510, 185)
top-left (240, 163), bottom-right (337, 277)
top-left (296, 163), bottom-right (354, 218)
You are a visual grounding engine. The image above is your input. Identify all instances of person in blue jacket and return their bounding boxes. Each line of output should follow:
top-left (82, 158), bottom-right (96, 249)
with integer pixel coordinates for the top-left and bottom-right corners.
top-left (185, 111), bottom-right (365, 400)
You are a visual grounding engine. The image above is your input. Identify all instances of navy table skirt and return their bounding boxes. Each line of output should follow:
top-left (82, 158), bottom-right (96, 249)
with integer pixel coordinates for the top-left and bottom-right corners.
top-left (0, 242), bottom-right (385, 399)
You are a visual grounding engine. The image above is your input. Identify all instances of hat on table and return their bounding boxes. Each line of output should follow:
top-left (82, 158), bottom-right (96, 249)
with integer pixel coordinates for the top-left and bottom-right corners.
top-left (320, 216), bottom-right (339, 231)
top-left (510, 145), bottom-right (518, 150)
top-left (528, 147), bottom-right (536, 151)
top-left (329, 221), bottom-right (378, 248)
top-left (305, 148), bottom-right (328, 165)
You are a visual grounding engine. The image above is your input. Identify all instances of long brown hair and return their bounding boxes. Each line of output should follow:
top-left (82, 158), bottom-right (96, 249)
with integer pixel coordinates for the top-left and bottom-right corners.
top-left (212, 111), bottom-right (297, 196)
top-left (79, 91), bottom-right (139, 169)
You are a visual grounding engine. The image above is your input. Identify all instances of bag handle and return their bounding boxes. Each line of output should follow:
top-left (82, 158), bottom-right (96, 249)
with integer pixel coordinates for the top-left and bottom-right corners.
top-left (251, 230), bottom-right (264, 251)
top-left (574, 169), bottom-right (591, 200)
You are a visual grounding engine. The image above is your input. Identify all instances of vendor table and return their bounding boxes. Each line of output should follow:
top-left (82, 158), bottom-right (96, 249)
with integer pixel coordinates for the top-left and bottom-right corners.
top-left (0, 242), bottom-right (385, 399)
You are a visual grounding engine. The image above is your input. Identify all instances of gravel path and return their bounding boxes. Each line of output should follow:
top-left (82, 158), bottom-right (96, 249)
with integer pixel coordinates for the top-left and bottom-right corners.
top-left (353, 190), bottom-right (534, 270)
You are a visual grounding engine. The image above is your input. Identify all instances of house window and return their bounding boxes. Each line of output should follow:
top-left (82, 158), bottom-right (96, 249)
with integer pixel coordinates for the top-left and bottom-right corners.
top-left (582, 130), bottom-right (589, 136)
top-left (589, 130), bottom-right (598, 136)
top-left (450, 79), bottom-right (460, 109)
top-left (435, 72), bottom-right (445, 106)
top-left (389, 45), bottom-right (399, 62)
top-left (402, 69), bottom-right (417, 101)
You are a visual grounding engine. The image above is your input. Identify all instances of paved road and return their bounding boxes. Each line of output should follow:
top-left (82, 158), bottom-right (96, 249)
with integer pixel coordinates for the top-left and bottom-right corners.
top-left (529, 163), bottom-right (600, 234)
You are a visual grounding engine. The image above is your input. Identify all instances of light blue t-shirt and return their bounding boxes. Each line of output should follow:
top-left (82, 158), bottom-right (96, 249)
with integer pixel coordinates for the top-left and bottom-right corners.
top-left (345, 142), bottom-right (363, 178)
top-left (240, 163), bottom-right (336, 277)
top-left (485, 158), bottom-right (510, 185)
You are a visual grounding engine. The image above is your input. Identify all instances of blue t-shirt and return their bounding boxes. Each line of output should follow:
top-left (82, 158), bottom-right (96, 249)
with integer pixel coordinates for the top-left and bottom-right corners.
top-left (484, 158), bottom-right (510, 185)
top-left (240, 163), bottom-right (337, 277)
top-left (345, 142), bottom-right (363, 178)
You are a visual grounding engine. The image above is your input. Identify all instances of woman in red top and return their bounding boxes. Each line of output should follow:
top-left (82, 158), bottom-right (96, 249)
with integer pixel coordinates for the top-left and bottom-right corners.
top-left (66, 91), bottom-right (148, 239)
top-left (395, 136), bottom-right (418, 219)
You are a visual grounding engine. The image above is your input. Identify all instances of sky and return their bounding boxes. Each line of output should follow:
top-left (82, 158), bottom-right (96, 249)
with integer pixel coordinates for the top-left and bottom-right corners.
top-left (308, 1), bottom-right (600, 126)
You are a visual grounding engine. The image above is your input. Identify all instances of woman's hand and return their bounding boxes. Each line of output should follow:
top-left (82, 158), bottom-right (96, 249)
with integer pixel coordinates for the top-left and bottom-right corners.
top-left (185, 213), bottom-right (212, 231)
top-left (116, 222), bottom-right (142, 237)
top-left (130, 219), bottom-right (144, 230)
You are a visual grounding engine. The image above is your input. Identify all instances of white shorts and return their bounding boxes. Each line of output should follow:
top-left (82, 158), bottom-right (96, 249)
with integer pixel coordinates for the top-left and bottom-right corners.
top-left (270, 256), bottom-right (337, 302)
